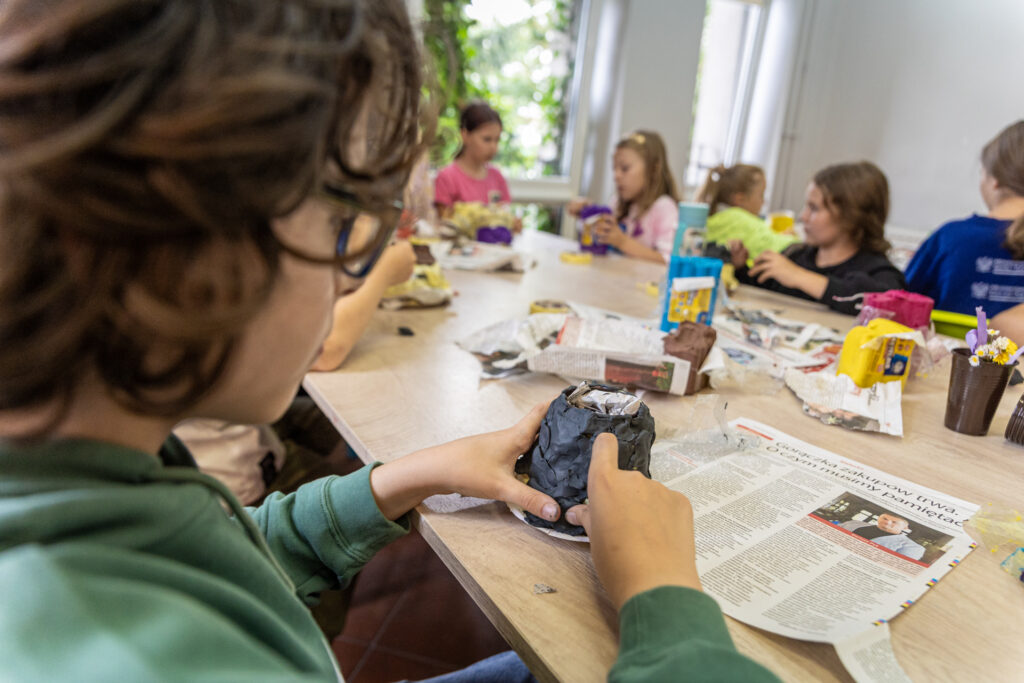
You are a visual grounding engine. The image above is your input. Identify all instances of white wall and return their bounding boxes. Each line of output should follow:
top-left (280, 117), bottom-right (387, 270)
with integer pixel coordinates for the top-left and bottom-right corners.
top-left (581, 0), bottom-right (706, 203)
top-left (767, 0), bottom-right (1024, 241)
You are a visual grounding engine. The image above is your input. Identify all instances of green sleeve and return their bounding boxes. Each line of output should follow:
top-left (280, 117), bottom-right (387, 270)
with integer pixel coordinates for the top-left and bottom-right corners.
top-left (245, 463), bottom-right (409, 603)
top-left (706, 208), bottom-right (797, 259)
top-left (744, 229), bottom-right (799, 260)
top-left (610, 586), bottom-right (781, 683)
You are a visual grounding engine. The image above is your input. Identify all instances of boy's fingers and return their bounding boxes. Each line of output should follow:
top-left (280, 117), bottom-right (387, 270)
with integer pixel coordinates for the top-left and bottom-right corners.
top-left (565, 503), bottom-right (591, 532)
top-left (588, 433), bottom-right (619, 487)
top-left (504, 481), bottom-right (560, 522)
top-left (511, 403), bottom-right (547, 450)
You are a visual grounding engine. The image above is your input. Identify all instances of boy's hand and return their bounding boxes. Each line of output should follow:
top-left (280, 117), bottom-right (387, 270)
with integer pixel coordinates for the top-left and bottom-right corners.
top-left (565, 434), bottom-right (702, 611)
top-left (369, 404), bottom-right (561, 524)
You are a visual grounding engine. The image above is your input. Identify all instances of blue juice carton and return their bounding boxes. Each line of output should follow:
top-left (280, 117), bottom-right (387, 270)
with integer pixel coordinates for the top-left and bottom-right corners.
top-left (660, 256), bottom-right (722, 332)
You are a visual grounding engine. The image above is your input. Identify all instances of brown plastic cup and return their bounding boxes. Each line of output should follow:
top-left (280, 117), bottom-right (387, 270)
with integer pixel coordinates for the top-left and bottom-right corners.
top-left (944, 348), bottom-right (1014, 436)
top-left (1005, 393), bottom-right (1024, 445)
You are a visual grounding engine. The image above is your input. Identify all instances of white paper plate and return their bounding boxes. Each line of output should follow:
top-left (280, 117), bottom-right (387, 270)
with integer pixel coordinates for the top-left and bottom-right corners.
top-left (507, 503), bottom-right (590, 543)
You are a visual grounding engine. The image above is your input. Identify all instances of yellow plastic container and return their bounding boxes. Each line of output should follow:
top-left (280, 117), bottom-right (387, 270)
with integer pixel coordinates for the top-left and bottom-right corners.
top-left (768, 212), bottom-right (795, 234)
top-left (837, 318), bottom-right (916, 388)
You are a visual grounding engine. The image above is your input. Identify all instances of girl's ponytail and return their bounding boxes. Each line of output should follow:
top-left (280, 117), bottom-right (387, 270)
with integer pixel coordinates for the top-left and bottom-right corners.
top-left (983, 121), bottom-right (1024, 259)
top-left (1004, 216), bottom-right (1024, 259)
top-left (697, 165), bottom-right (727, 215)
top-left (695, 164), bottom-right (764, 217)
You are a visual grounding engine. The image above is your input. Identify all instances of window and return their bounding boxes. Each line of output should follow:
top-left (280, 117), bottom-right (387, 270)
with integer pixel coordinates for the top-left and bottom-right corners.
top-left (423, 0), bottom-right (596, 220)
top-left (684, 0), bottom-right (767, 194)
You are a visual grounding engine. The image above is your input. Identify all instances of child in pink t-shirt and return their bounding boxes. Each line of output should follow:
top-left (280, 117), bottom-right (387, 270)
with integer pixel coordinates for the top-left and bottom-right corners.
top-left (571, 130), bottom-right (680, 264)
top-left (434, 102), bottom-right (511, 213)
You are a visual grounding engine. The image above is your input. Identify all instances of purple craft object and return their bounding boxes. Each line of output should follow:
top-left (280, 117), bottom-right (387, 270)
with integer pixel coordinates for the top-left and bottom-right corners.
top-left (1010, 346), bottom-right (1024, 366)
top-left (476, 226), bottom-right (513, 245)
top-left (578, 204), bottom-right (612, 220)
top-left (580, 242), bottom-right (609, 255)
top-left (968, 305), bottom-right (988, 353)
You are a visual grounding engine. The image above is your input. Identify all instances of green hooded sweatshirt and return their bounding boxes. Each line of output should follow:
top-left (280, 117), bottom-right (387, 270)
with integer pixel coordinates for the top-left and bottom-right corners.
top-left (0, 437), bottom-right (779, 682)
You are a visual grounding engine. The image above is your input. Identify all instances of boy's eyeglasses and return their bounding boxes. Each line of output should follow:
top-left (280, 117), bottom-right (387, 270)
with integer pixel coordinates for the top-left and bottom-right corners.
top-left (317, 184), bottom-right (404, 278)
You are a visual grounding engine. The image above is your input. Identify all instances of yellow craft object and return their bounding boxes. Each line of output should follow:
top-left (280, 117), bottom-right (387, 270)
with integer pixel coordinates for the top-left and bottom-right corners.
top-left (380, 263), bottom-right (451, 308)
top-left (837, 318), bottom-right (915, 388)
top-left (530, 299), bottom-right (570, 314)
top-left (719, 263), bottom-right (739, 293)
top-left (560, 251), bottom-right (593, 265)
top-left (447, 202), bottom-right (516, 238)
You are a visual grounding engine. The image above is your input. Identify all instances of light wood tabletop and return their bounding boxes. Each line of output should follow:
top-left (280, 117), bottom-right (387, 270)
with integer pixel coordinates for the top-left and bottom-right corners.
top-left (304, 230), bottom-right (1024, 683)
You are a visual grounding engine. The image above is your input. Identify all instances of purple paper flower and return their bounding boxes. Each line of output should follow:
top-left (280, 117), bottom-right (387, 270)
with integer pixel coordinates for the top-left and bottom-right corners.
top-left (967, 306), bottom-right (988, 353)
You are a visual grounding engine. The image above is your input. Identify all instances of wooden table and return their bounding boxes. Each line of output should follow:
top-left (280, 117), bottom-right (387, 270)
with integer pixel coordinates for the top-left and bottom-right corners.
top-left (304, 231), bottom-right (1024, 683)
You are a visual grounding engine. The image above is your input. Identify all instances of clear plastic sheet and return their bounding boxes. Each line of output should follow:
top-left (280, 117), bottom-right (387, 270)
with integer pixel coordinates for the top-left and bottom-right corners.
top-left (965, 503), bottom-right (1024, 583)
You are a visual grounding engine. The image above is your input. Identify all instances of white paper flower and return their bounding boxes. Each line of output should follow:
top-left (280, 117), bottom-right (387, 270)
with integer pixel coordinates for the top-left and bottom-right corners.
top-left (969, 355), bottom-right (981, 367)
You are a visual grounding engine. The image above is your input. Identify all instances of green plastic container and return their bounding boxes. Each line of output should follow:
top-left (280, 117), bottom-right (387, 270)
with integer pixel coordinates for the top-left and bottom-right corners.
top-left (931, 309), bottom-right (976, 339)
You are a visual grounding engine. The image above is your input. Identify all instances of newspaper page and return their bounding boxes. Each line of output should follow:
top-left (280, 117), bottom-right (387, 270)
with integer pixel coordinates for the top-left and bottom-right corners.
top-left (651, 418), bottom-right (978, 644)
top-left (834, 624), bottom-right (912, 683)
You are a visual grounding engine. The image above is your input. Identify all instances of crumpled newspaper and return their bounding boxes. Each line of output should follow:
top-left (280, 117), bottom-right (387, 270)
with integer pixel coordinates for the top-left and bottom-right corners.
top-left (433, 240), bottom-right (531, 272)
top-left (456, 304), bottom-right (662, 380)
top-left (456, 313), bottom-right (566, 379)
top-left (784, 368), bottom-right (904, 436)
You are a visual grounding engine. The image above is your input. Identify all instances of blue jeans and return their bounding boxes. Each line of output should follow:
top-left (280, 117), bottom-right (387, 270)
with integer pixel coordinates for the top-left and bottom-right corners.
top-left (406, 651), bottom-right (539, 683)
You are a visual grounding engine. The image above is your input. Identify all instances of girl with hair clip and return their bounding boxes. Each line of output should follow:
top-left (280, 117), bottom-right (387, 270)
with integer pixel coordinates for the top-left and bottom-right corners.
top-left (0, 2), bottom-right (780, 682)
top-left (730, 161), bottom-right (905, 315)
top-left (699, 163), bottom-right (798, 258)
top-left (906, 120), bottom-right (1024, 316)
top-left (433, 101), bottom-right (511, 214)
top-left (573, 130), bottom-right (681, 264)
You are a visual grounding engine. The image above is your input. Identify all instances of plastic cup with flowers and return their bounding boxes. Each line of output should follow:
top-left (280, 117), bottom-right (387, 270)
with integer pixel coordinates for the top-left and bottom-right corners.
top-left (944, 307), bottom-right (1023, 435)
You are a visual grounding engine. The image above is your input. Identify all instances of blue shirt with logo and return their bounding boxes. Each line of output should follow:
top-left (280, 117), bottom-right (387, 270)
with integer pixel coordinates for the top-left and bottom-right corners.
top-left (905, 214), bottom-right (1021, 315)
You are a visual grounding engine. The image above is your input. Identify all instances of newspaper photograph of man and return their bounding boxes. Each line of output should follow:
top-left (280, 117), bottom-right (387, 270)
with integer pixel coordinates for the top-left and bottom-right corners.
top-left (810, 491), bottom-right (955, 566)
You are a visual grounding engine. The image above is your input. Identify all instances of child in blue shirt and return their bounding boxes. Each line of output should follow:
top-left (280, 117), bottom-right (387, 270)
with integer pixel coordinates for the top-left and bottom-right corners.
top-left (905, 120), bottom-right (1024, 315)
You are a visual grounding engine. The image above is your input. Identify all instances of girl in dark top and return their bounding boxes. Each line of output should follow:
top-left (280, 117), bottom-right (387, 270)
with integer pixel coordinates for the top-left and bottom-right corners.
top-left (729, 161), bottom-right (905, 315)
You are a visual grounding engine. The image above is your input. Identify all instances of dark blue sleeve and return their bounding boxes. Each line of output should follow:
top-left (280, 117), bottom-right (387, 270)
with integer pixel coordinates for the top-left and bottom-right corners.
top-left (904, 229), bottom-right (943, 299)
